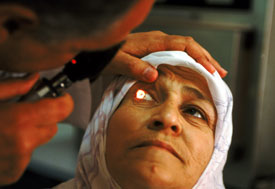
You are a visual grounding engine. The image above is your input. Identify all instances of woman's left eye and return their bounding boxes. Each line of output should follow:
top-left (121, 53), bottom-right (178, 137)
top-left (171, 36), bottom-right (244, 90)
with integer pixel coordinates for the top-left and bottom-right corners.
top-left (135, 89), bottom-right (153, 101)
top-left (183, 107), bottom-right (206, 120)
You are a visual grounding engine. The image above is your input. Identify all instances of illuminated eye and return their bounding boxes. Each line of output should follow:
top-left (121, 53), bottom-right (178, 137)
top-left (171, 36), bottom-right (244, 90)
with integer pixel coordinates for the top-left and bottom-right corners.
top-left (136, 89), bottom-right (145, 99)
top-left (135, 89), bottom-right (153, 101)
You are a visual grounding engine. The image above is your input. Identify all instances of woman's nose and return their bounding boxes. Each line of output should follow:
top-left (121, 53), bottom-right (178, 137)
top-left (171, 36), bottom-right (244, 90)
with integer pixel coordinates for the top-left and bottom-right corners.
top-left (148, 103), bottom-right (182, 136)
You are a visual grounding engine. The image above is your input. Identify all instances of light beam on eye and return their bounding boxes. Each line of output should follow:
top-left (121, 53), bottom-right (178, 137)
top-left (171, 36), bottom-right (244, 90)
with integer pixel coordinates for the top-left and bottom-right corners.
top-left (136, 89), bottom-right (146, 99)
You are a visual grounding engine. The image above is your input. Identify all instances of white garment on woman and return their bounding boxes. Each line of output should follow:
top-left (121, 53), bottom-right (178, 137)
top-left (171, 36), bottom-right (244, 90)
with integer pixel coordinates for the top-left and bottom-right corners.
top-left (55, 51), bottom-right (233, 189)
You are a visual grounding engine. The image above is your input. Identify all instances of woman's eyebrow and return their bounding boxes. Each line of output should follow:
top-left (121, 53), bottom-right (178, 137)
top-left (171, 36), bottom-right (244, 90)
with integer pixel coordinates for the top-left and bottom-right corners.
top-left (182, 86), bottom-right (211, 103)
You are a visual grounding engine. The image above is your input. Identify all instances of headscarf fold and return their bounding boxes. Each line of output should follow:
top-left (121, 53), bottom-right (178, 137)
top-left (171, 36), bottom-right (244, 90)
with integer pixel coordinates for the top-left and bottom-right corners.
top-left (56, 51), bottom-right (233, 189)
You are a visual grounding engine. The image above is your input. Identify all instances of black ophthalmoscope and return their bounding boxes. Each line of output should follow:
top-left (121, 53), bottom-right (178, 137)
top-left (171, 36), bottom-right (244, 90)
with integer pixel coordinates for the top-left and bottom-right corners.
top-left (19, 42), bottom-right (122, 102)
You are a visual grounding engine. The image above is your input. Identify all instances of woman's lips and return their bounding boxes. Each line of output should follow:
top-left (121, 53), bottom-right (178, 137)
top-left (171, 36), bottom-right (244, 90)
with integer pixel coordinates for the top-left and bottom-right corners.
top-left (133, 140), bottom-right (184, 163)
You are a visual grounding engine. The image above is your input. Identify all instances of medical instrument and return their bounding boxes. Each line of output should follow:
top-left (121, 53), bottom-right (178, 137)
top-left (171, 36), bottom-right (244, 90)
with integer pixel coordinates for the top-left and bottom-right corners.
top-left (19, 42), bottom-right (122, 102)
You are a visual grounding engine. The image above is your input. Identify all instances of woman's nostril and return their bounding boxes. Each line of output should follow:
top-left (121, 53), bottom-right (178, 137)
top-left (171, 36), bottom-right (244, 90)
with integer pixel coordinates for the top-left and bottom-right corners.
top-left (171, 125), bottom-right (178, 132)
top-left (151, 121), bottom-right (180, 133)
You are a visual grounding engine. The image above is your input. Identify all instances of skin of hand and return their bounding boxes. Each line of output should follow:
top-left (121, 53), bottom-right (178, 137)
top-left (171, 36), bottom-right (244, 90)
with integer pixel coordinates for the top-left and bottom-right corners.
top-left (0, 73), bottom-right (74, 185)
top-left (104, 31), bottom-right (227, 82)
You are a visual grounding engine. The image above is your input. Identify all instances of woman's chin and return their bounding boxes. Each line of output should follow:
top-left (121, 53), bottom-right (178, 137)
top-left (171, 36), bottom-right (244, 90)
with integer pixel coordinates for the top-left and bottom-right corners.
top-left (114, 162), bottom-right (182, 189)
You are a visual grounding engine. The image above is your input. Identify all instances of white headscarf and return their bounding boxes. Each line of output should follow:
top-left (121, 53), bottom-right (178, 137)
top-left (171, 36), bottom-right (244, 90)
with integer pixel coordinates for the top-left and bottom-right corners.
top-left (55, 51), bottom-right (233, 189)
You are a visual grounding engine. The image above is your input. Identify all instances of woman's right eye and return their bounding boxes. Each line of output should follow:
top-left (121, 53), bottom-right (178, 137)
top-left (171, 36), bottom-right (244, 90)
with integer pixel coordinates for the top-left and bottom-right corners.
top-left (134, 89), bottom-right (153, 101)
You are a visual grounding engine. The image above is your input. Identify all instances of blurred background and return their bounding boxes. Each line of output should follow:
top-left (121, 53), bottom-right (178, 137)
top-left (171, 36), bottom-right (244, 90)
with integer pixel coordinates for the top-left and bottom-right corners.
top-left (4, 0), bottom-right (275, 188)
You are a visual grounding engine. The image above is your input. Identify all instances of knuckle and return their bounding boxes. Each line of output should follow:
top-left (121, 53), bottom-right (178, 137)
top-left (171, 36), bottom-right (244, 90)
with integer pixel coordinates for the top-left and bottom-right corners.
top-left (150, 30), bottom-right (165, 35)
top-left (55, 95), bottom-right (74, 120)
top-left (40, 96), bottom-right (73, 122)
top-left (14, 136), bottom-right (32, 156)
top-left (185, 36), bottom-right (195, 43)
top-left (128, 59), bottom-right (142, 74)
top-left (46, 125), bottom-right (58, 139)
top-left (167, 35), bottom-right (195, 47)
top-left (8, 127), bottom-right (34, 156)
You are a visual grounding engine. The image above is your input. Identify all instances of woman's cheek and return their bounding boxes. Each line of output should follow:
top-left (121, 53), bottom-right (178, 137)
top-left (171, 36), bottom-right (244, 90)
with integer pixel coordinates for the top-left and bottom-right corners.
top-left (193, 131), bottom-right (214, 164)
top-left (112, 105), bottom-right (142, 132)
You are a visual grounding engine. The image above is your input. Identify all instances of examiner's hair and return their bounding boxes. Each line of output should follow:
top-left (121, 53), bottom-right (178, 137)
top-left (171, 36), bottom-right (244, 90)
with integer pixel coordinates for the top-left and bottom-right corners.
top-left (1, 0), bottom-right (137, 42)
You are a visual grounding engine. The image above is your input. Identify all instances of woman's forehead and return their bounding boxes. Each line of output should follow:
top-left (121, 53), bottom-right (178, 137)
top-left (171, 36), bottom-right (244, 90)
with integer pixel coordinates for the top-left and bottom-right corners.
top-left (157, 64), bottom-right (206, 83)
top-left (156, 65), bottom-right (211, 98)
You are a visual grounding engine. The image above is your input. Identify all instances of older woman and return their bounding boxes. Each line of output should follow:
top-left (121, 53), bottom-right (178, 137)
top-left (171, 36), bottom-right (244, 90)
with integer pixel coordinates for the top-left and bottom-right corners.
top-left (55, 51), bottom-right (233, 188)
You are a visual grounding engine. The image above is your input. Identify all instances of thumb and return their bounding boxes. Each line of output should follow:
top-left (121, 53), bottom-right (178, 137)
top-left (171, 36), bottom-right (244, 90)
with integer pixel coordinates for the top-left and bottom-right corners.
top-left (104, 51), bottom-right (158, 82)
top-left (0, 73), bottom-right (39, 100)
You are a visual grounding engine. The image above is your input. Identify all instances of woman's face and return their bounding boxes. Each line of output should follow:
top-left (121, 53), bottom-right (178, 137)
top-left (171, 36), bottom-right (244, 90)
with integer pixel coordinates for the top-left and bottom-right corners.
top-left (106, 65), bottom-right (217, 189)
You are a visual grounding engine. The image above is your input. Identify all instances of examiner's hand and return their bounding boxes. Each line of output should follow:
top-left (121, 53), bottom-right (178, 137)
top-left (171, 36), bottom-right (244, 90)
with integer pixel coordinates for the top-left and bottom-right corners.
top-left (0, 73), bottom-right (74, 185)
top-left (104, 31), bottom-right (227, 82)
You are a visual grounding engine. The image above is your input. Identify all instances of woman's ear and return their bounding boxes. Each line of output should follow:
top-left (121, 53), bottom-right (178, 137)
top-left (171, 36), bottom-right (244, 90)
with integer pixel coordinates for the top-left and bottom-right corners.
top-left (0, 4), bottom-right (38, 43)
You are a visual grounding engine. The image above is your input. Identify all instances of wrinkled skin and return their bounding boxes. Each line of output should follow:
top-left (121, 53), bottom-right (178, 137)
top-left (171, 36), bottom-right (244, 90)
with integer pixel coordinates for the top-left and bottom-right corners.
top-left (106, 65), bottom-right (217, 189)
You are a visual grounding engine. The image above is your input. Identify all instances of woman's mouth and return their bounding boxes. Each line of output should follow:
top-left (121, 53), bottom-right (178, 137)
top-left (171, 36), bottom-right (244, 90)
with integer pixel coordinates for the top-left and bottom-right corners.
top-left (133, 140), bottom-right (184, 163)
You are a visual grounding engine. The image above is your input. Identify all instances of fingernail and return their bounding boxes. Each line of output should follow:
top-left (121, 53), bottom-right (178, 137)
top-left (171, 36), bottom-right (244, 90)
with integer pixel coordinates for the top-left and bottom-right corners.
top-left (221, 68), bottom-right (228, 77)
top-left (143, 67), bottom-right (157, 82)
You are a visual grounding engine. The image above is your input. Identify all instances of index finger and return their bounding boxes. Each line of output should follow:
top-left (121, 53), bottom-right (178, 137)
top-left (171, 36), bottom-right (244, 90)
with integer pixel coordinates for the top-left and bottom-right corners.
top-left (200, 47), bottom-right (228, 78)
top-left (166, 35), bottom-right (227, 77)
top-left (183, 38), bottom-right (227, 77)
top-left (0, 73), bottom-right (39, 100)
top-left (104, 50), bottom-right (158, 82)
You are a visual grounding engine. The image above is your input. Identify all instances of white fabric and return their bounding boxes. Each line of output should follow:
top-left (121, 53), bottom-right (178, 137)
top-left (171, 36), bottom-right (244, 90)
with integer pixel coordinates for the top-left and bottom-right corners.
top-left (55, 51), bottom-right (233, 189)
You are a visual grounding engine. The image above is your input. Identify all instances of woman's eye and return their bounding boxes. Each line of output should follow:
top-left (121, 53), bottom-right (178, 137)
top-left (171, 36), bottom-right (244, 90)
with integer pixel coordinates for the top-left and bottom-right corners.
top-left (135, 89), bottom-right (153, 101)
top-left (183, 107), bottom-right (206, 120)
